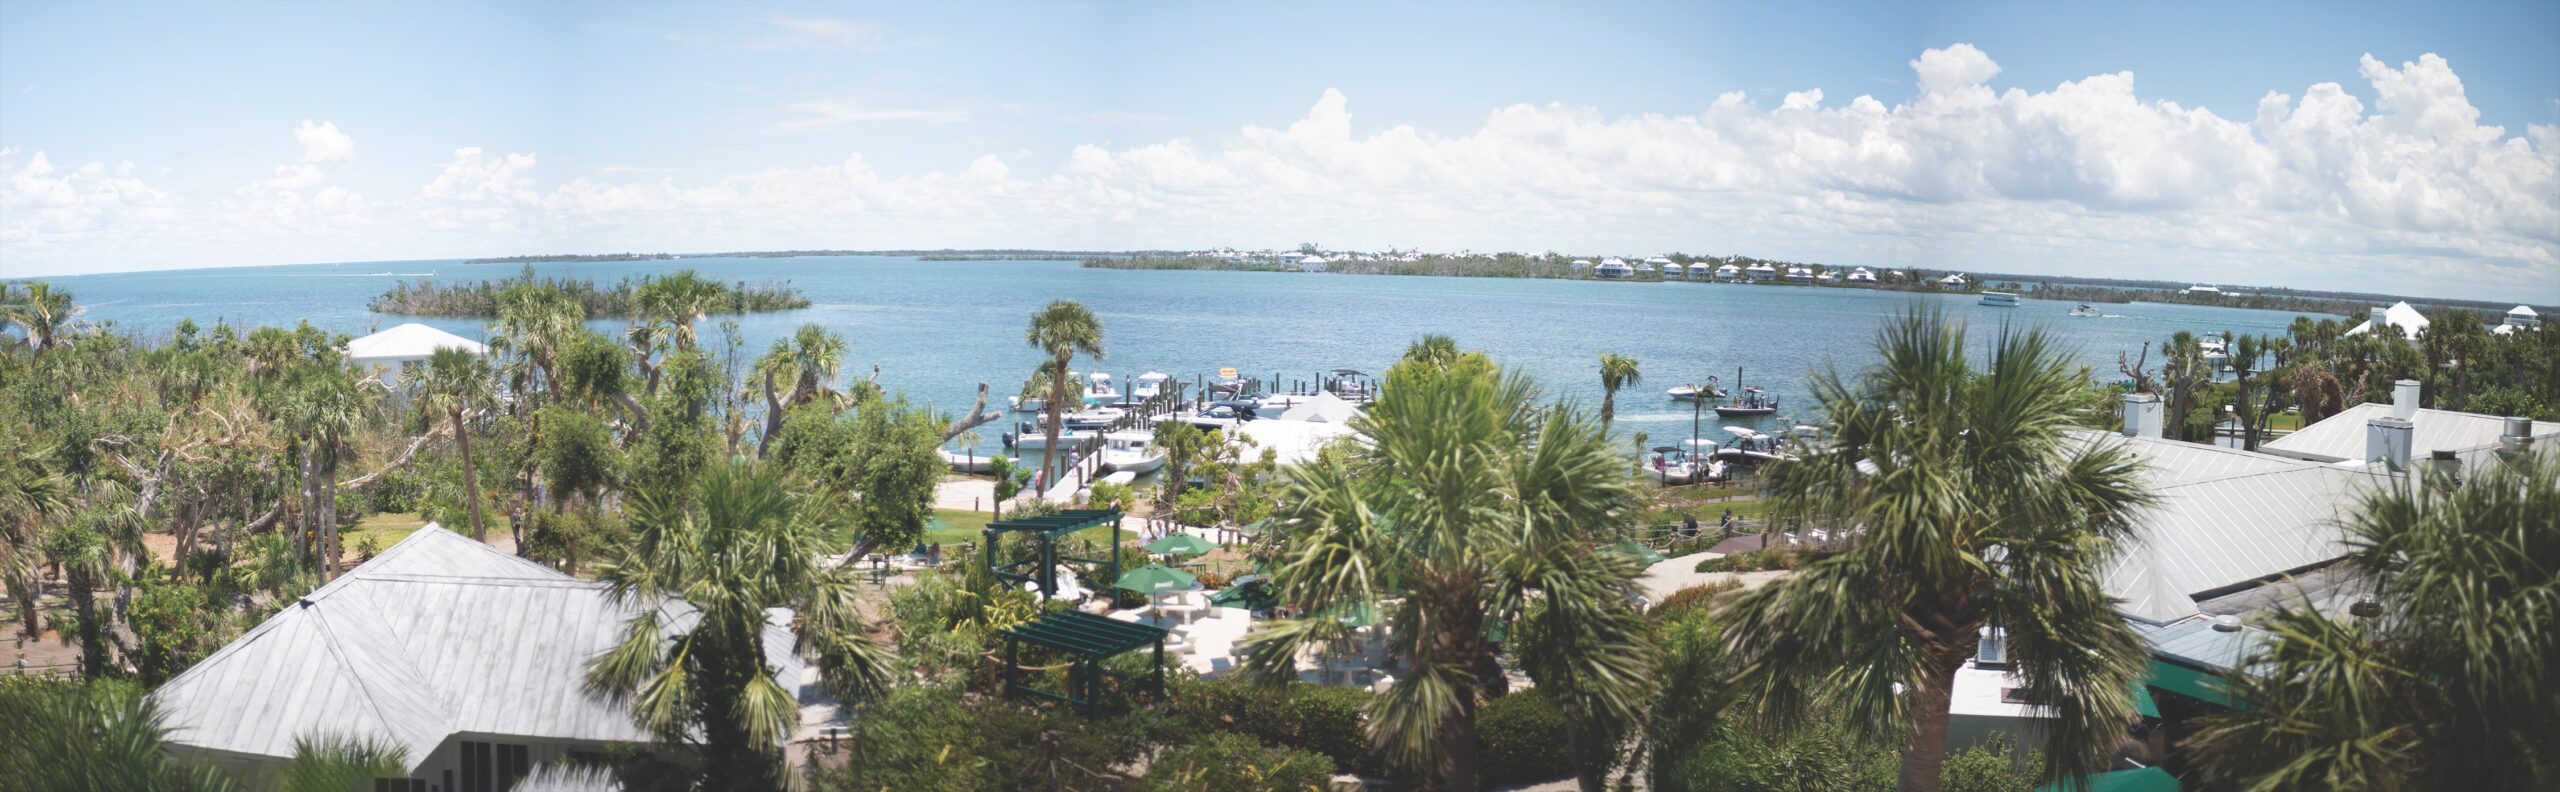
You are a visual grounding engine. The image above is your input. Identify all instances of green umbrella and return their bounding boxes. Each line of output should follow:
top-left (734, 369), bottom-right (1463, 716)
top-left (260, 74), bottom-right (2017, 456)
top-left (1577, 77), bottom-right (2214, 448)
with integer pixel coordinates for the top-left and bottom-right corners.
top-left (1114, 563), bottom-right (1198, 594)
top-left (1142, 532), bottom-right (1216, 557)
top-left (1606, 540), bottom-right (1668, 565)
top-left (1208, 579), bottom-right (1278, 611)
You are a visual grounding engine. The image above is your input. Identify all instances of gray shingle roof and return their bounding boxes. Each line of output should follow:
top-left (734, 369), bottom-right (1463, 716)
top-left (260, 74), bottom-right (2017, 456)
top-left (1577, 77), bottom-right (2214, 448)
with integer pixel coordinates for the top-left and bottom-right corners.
top-left (2259, 402), bottom-right (2557, 464)
top-left (2072, 431), bottom-right (2392, 623)
top-left (152, 525), bottom-right (809, 770)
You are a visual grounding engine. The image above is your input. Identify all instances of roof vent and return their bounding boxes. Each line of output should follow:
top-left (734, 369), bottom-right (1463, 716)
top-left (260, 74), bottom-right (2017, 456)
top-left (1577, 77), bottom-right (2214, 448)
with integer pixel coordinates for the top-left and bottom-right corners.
top-left (2391, 379), bottom-right (2421, 420)
top-left (2210, 614), bottom-right (2243, 632)
top-left (2367, 416), bottom-right (2414, 472)
top-left (297, 597), bottom-right (314, 608)
top-left (2501, 416), bottom-right (2537, 462)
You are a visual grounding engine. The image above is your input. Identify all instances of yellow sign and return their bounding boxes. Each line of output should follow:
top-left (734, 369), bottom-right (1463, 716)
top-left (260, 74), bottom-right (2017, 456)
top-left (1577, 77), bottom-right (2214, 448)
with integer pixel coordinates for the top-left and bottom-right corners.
top-left (1218, 367), bottom-right (1236, 379)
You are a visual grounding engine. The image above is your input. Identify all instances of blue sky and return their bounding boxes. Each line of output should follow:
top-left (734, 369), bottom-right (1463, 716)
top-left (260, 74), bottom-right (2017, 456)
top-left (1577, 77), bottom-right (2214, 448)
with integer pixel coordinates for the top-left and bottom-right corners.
top-left (4, 1), bottom-right (2557, 301)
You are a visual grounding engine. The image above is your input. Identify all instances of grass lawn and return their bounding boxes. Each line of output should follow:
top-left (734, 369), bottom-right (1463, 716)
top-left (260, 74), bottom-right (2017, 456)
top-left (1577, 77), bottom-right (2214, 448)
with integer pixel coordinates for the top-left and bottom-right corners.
top-left (852, 508), bottom-right (1137, 553)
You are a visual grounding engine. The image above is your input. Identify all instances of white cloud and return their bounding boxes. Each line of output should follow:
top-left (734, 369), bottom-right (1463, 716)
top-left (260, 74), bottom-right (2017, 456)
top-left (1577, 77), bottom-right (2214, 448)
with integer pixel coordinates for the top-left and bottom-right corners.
top-left (294, 120), bottom-right (355, 163)
top-left (766, 96), bottom-right (975, 132)
top-left (4, 45), bottom-right (2555, 301)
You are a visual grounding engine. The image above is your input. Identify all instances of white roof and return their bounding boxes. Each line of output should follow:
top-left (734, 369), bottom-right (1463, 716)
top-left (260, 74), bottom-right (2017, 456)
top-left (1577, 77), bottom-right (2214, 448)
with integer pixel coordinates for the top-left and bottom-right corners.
top-left (1941, 273), bottom-right (1967, 283)
top-left (1717, 263), bottom-right (1741, 271)
top-left (2073, 431), bottom-right (2381, 623)
top-left (1300, 255), bottom-right (1328, 264)
top-left (2342, 301), bottom-right (2430, 340)
top-left (344, 323), bottom-right (488, 362)
top-left (2260, 402), bottom-right (2558, 464)
top-left (1277, 391), bottom-right (1362, 423)
top-left (1233, 418), bottom-right (1359, 467)
top-left (2510, 305), bottom-right (2538, 317)
top-left (152, 526), bottom-right (811, 770)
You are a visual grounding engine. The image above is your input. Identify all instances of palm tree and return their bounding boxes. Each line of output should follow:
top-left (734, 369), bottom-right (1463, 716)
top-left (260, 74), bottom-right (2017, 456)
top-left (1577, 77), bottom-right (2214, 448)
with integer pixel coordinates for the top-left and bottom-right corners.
top-left (0, 432), bottom-right (65, 638)
top-left (0, 676), bottom-right (410, 791)
top-left (494, 283), bottom-right (585, 399)
top-left (1720, 309), bottom-right (2154, 791)
top-left (585, 459), bottom-right (893, 789)
top-left (278, 366), bottom-right (364, 577)
top-left (2160, 330), bottom-right (2208, 441)
top-left (418, 347), bottom-right (494, 541)
top-left (2191, 449), bottom-right (2560, 788)
top-left (1025, 300), bottom-right (1104, 483)
top-left (1403, 333), bottom-right (1460, 367)
top-left (1243, 346), bottom-right (1656, 790)
top-left (1598, 352), bottom-right (1642, 428)
top-left (1, 281), bottom-right (77, 354)
top-left (752, 323), bottom-right (848, 455)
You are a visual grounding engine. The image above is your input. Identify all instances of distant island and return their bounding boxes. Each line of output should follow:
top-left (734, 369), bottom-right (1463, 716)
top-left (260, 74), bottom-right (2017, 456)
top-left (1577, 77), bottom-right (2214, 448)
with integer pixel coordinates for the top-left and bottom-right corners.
top-left (370, 266), bottom-right (810, 318)
top-left (465, 252), bottom-right (677, 264)
top-left (1080, 251), bottom-right (2542, 318)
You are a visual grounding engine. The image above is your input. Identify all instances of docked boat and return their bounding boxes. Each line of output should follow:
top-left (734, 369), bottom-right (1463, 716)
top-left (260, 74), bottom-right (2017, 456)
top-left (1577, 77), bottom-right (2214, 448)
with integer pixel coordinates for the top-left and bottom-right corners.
top-left (1713, 386), bottom-right (1779, 417)
top-left (1009, 396), bottom-right (1046, 413)
top-left (1979, 291), bottom-right (2021, 307)
top-left (1131, 371), bottom-right (1172, 401)
top-left (1084, 372), bottom-right (1121, 405)
top-left (1174, 403), bottom-right (1254, 430)
top-left (2069, 304), bottom-right (2103, 317)
top-left (939, 448), bottom-right (998, 474)
top-left (1061, 407), bottom-right (1124, 431)
top-left (1100, 430), bottom-right (1165, 474)
top-left (1005, 421), bottom-right (1096, 450)
top-left (1667, 383), bottom-right (1725, 401)
top-left (1646, 441), bottom-right (1728, 484)
top-left (1712, 427), bottom-right (1795, 463)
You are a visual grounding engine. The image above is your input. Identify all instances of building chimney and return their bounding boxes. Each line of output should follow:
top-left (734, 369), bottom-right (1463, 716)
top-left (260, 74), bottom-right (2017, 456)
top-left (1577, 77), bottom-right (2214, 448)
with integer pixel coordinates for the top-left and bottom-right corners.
top-left (2121, 392), bottom-right (2163, 439)
top-left (2367, 416), bottom-right (2414, 472)
top-left (2392, 379), bottom-right (2422, 420)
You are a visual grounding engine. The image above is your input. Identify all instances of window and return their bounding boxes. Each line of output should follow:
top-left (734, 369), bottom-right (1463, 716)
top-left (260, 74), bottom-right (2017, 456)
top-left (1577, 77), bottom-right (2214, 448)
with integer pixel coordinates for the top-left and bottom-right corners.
top-left (458, 741), bottom-right (532, 792)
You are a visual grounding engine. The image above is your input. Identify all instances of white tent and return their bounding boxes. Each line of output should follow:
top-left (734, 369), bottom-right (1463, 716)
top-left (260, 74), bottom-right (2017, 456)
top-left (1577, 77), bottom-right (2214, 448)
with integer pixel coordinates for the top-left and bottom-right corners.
top-left (346, 323), bottom-right (488, 365)
top-left (1234, 419), bottom-right (1359, 467)
top-left (1277, 391), bottom-right (1362, 423)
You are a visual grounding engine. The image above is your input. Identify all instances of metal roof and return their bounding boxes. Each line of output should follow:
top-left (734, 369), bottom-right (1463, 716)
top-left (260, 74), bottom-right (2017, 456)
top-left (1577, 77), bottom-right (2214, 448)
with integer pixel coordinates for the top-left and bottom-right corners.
top-left (1001, 610), bottom-right (1169, 657)
top-left (2071, 430), bottom-right (2388, 623)
top-left (152, 525), bottom-right (809, 770)
top-left (986, 508), bottom-right (1124, 537)
top-left (2260, 402), bottom-right (2557, 464)
top-left (2132, 615), bottom-right (2270, 676)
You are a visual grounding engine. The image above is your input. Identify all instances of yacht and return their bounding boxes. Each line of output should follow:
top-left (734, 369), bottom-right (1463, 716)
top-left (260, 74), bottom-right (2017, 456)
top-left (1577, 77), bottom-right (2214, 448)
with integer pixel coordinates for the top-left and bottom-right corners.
top-left (1979, 291), bottom-right (2021, 307)
top-left (1131, 371), bottom-right (1172, 401)
top-left (1100, 430), bottom-right (1165, 474)
top-left (2069, 304), bottom-right (2103, 317)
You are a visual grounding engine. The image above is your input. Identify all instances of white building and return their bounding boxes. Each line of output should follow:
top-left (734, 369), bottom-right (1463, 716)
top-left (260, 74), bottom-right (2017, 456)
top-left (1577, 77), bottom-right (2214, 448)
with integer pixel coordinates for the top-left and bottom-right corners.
top-left (152, 527), bottom-right (835, 788)
top-left (2342, 301), bottom-right (2430, 341)
top-left (2493, 305), bottom-right (2540, 335)
top-left (1298, 255), bottom-right (1330, 272)
top-left (1784, 266), bottom-right (1813, 282)
top-left (1744, 263), bottom-right (1777, 281)
top-left (344, 323), bottom-right (488, 389)
top-left (1939, 273), bottom-right (1968, 288)
top-left (1846, 267), bottom-right (1877, 283)
top-left (1595, 258), bottom-right (1634, 278)
top-left (1716, 263), bottom-right (1743, 280)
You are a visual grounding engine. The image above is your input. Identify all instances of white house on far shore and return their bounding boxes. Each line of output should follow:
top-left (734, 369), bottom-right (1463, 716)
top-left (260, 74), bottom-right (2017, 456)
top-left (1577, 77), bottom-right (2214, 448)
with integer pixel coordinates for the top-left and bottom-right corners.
top-left (2342, 301), bottom-right (2430, 341)
top-left (2494, 305), bottom-right (2540, 335)
top-left (1939, 273), bottom-right (1968, 288)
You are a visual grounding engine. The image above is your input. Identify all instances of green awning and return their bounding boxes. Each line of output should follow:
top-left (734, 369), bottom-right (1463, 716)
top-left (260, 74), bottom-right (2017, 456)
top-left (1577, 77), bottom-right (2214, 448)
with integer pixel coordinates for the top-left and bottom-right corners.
top-left (2145, 658), bottom-right (2237, 708)
top-left (2036, 766), bottom-right (2178, 792)
top-left (2131, 679), bottom-right (2161, 719)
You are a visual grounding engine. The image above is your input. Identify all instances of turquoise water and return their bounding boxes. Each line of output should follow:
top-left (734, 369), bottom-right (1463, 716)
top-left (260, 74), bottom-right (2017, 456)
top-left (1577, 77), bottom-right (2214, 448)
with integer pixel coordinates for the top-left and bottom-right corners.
top-left (37, 256), bottom-right (2316, 456)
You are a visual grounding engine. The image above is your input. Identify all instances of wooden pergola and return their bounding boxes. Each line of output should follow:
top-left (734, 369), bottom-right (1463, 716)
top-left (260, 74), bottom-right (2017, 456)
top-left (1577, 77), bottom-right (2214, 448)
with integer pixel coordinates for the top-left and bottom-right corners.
top-left (982, 508), bottom-right (1125, 599)
top-left (998, 610), bottom-right (1171, 715)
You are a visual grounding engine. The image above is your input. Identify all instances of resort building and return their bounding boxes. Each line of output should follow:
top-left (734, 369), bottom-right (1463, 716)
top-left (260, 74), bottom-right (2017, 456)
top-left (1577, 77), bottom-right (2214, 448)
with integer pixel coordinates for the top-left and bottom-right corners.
top-left (150, 527), bottom-right (837, 789)
top-left (1784, 266), bottom-right (1813, 282)
top-left (344, 323), bottom-right (487, 389)
top-left (2342, 300), bottom-right (2430, 340)
top-left (1744, 263), bottom-right (1777, 281)
top-left (1595, 258), bottom-right (1634, 278)
top-left (2258, 380), bottom-right (2559, 466)
top-left (1938, 273), bottom-right (1969, 288)
top-left (2493, 304), bottom-right (2540, 335)
top-left (1649, 257), bottom-right (1680, 277)
top-left (1716, 263), bottom-right (1743, 280)
top-left (1846, 267), bottom-right (1876, 283)
top-left (1297, 255), bottom-right (1329, 272)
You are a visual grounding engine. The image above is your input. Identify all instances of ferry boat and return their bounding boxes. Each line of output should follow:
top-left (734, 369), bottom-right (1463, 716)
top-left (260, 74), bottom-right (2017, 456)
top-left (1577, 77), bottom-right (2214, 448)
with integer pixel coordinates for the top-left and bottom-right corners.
top-left (1979, 291), bottom-right (2021, 307)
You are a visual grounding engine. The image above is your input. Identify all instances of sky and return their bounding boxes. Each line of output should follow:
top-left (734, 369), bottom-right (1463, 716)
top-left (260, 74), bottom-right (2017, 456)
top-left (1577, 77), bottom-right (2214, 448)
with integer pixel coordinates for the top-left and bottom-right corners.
top-left (3, 0), bottom-right (2556, 302)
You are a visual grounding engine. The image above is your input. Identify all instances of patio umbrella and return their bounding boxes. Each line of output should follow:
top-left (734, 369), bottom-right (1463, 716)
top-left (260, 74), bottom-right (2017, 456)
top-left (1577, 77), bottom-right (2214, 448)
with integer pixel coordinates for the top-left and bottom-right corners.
top-left (1605, 540), bottom-right (1668, 565)
top-left (1115, 563), bottom-right (1200, 619)
top-left (1142, 532), bottom-right (1216, 558)
top-left (1208, 579), bottom-right (1278, 611)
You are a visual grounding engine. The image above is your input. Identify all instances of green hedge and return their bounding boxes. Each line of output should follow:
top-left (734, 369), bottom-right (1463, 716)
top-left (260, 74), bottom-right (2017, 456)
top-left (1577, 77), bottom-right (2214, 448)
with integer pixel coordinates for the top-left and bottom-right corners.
top-left (1478, 690), bottom-right (1578, 786)
top-left (1140, 731), bottom-right (1337, 792)
top-left (1163, 677), bottom-right (1382, 776)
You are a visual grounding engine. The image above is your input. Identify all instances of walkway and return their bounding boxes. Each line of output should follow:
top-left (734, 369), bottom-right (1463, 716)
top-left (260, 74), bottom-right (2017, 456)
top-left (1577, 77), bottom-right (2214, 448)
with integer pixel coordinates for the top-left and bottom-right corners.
top-left (1638, 551), bottom-right (1794, 603)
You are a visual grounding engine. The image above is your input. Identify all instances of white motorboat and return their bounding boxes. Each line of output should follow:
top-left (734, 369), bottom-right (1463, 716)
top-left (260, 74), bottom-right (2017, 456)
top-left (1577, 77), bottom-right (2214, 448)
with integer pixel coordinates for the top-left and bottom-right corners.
top-left (1009, 396), bottom-right (1046, 413)
top-left (1713, 427), bottom-right (1795, 463)
top-left (1175, 404), bottom-right (1252, 430)
top-left (1084, 372), bottom-right (1121, 405)
top-left (1131, 371), bottom-right (1172, 401)
top-left (2069, 304), bottom-right (2103, 317)
top-left (1713, 386), bottom-right (1779, 417)
top-left (939, 448), bottom-right (997, 474)
top-left (1667, 384), bottom-right (1725, 401)
top-left (1645, 442), bottom-right (1728, 484)
top-left (1061, 407), bottom-right (1124, 431)
top-left (1006, 421), bottom-right (1096, 450)
top-left (1100, 430), bottom-right (1165, 474)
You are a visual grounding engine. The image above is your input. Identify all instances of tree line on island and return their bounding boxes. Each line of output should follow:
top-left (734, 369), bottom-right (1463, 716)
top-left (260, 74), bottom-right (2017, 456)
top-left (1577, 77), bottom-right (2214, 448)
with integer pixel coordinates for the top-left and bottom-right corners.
top-left (5, 277), bottom-right (2557, 790)
top-left (370, 266), bottom-right (810, 318)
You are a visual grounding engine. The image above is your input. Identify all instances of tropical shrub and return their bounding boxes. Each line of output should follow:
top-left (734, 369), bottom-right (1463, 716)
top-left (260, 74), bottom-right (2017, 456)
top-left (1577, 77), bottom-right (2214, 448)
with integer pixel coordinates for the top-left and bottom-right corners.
top-left (1477, 690), bottom-right (1578, 785)
top-left (1141, 731), bottom-right (1336, 791)
top-left (1162, 677), bottom-right (1381, 776)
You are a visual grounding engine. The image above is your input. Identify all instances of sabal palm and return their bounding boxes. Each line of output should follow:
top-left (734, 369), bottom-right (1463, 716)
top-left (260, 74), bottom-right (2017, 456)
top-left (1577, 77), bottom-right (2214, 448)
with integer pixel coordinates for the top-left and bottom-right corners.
top-left (2159, 330), bottom-right (2207, 440)
top-left (1720, 309), bottom-right (2153, 791)
top-left (278, 366), bottom-right (365, 576)
top-left (1243, 348), bottom-right (1655, 790)
top-left (1598, 352), bottom-right (1641, 427)
top-left (2187, 449), bottom-right (2560, 790)
top-left (1025, 300), bottom-right (1104, 481)
top-left (495, 285), bottom-right (585, 397)
top-left (1, 280), bottom-right (76, 353)
top-left (585, 458), bottom-right (892, 789)
top-left (0, 432), bottom-right (67, 637)
top-left (417, 347), bottom-right (494, 541)
top-left (757, 323), bottom-right (846, 409)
